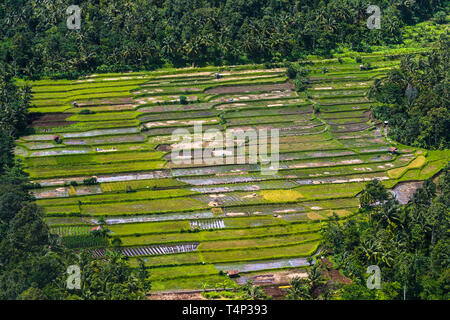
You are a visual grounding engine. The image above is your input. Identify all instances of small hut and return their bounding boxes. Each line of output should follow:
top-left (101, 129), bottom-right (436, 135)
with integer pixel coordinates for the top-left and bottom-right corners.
top-left (389, 147), bottom-right (398, 154)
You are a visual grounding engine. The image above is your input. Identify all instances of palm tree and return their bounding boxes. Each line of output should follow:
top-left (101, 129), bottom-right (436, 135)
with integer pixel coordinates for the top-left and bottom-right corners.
top-left (241, 280), bottom-right (266, 300)
top-left (307, 263), bottom-right (323, 292)
top-left (286, 277), bottom-right (311, 300)
top-left (360, 237), bottom-right (380, 265)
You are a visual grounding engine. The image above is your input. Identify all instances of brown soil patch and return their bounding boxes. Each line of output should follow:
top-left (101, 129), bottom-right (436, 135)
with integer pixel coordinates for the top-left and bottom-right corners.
top-left (156, 144), bottom-right (171, 152)
top-left (324, 270), bottom-right (352, 285)
top-left (321, 258), bottom-right (352, 285)
top-left (263, 286), bottom-right (288, 299)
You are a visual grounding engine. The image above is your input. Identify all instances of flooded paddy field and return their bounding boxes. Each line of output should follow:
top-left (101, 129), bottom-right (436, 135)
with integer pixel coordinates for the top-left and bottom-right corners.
top-left (19, 57), bottom-right (449, 292)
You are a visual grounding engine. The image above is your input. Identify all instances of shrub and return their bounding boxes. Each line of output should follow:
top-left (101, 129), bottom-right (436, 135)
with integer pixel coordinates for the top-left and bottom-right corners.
top-left (313, 105), bottom-right (321, 114)
top-left (26, 182), bottom-right (42, 189)
top-left (61, 234), bottom-right (108, 249)
top-left (179, 96), bottom-right (188, 105)
top-left (355, 56), bottom-right (362, 63)
top-left (79, 109), bottom-right (95, 114)
top-left (111, 237), bottom-right (122, 247)
top-left (70, 181), bottom-right (78, 186)
top-left (294, 74), bottom-right (308, 92)
top-left (286, 63), bottom-right (298, 79)
top-left (97, 217), bottom-right (106, 226)
top-left (53, 135), bottom-right (63, 144)
top-left (264, 62), bottom-right (275, 69)
top-left (83, 177), bottom-right (98, 185)
top-left (220, 291), bottom-right (235, 299)
top-left (434, 11), bottom-right (446, 24)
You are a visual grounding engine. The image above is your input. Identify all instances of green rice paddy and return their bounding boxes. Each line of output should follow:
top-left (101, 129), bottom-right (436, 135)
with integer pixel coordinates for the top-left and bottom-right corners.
top-left (15, 40), bottom-right (449, 292)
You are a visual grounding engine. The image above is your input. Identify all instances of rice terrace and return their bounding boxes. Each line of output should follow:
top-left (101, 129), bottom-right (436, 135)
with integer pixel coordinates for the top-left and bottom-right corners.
top-left (13, 21), bottom-right (449, 296)
top-left (0, 0), bottom-right (448, 303)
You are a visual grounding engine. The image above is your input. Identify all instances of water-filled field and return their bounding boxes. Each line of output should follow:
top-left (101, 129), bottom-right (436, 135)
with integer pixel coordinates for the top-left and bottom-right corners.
top-left (16, 50), bottom-right (449, 292)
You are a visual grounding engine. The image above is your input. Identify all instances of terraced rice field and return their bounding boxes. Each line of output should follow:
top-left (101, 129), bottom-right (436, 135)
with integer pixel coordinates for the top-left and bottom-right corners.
top-left (16, 52), bottom-right (449, 292)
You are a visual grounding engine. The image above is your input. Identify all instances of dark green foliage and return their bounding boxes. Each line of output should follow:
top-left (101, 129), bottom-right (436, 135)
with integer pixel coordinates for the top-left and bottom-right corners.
top-left (433, 11), bottom-right (447, 24)
top-left (322, 167), bottom-right (450, 300)
top-left (53, 135), bottom-right (63, 144)
top-left (0, 0), bottom-right (446, 77)
top-left (239, 280), bottom-right (267, 300)
top-left (286, 62), bottom-right (298, 79)
top-left (313, 104), bottom-right (321, 114)
top-left (287, 64), bottom-right (311, 92)
top-left (0, 129), bottom-right (15, 174)
top-left (286, 259), bottom-right (330, 300)
top-left (0, 163), bottom-right (65, 299)
top-left (0, 68), bottom-right (30, 175)
top-left (135, 257), bottom-right (152, 292)
top-left (370, 36), bottom-right (449, 149)
top-left (64, 250), bottom-right (151, 300)
top-left (83, 177), bottom-right (98, 185)
top-left (359, 179), bottom-right (390, 210)
top-left (111, 237), bottom-right (123, 248)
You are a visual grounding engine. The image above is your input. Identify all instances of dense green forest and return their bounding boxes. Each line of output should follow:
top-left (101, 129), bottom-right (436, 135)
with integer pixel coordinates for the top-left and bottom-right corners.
top-left (1, 0), bottom-right (447, 78)
top-left (370, 35), bottom-right (449, 149)
top-left (0, 74), bottom-right (151, 299)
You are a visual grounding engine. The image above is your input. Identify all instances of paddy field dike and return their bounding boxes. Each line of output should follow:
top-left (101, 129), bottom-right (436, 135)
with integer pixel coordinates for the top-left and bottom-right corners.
top-left (15, 38), bottom-right (449, 291)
